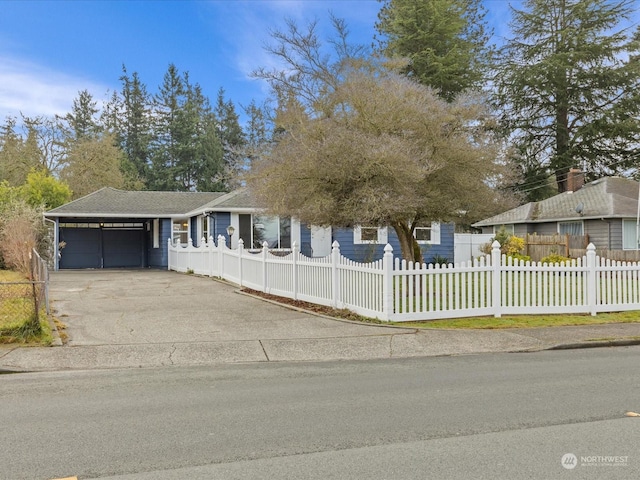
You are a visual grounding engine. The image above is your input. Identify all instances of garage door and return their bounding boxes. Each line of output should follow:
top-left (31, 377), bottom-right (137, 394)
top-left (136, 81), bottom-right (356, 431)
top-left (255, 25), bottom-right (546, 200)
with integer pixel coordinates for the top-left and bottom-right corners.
top-left (59, 227), bottom-right (102, 269)
top-left (103, 229), bottom-right (144, 268)
top-left (59, 224), bottom-right (145, 269)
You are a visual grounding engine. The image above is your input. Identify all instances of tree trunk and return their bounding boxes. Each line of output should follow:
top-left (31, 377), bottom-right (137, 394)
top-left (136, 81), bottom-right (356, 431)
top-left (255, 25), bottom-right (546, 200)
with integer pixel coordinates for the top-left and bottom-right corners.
top-left (391, 221), bottom-right (422, 263)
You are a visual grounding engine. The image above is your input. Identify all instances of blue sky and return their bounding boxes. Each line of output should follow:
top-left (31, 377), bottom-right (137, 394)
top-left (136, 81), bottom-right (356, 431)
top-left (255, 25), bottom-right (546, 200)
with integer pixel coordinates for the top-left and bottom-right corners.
top-left (0, 0), bottom-right (637, 124)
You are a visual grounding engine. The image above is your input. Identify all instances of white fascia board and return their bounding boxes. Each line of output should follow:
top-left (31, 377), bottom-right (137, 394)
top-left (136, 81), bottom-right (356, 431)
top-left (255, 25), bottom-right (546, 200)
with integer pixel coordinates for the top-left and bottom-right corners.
top-left (45, 213), bottom-right (172, 219)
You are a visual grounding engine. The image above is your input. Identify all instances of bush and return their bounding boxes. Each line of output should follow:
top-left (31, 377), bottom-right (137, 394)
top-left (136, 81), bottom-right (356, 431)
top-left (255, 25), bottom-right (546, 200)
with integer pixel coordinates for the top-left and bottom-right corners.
top-left (480, 227), bottom-right (529, 262)
top-left (541, 253), bottom-right (571, 265)
top-left (0, 198), bottom-right (46, 276)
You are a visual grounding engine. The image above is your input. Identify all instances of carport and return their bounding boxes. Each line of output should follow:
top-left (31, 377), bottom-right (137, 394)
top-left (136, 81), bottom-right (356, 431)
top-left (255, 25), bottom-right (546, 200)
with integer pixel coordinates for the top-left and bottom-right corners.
top-left (58, 221), bottom-right (146, 269)
top-left (46, 188), bottom-right (225, 270)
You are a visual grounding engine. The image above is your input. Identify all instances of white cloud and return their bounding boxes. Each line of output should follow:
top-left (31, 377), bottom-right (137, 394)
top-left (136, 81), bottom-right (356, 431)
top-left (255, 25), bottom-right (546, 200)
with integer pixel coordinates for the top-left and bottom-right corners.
top-left (0, 56), bottom-right (109, 120)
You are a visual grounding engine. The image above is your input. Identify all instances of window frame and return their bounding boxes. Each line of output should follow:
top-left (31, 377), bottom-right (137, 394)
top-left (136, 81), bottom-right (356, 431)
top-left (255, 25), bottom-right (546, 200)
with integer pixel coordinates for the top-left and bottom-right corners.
top-left (354, 226), bottom-right (388, 245)
top-left (558, 221), bottom-right (583, 236)
top-left (413, 222), bottom-right (441, 245)
top-left (172, 219), bottom-right (189, 245)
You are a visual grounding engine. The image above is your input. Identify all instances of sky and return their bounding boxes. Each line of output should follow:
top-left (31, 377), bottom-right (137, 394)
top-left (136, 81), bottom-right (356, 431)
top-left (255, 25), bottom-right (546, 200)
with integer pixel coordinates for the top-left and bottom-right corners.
top-left (0, 0), bottom-right (637, 125)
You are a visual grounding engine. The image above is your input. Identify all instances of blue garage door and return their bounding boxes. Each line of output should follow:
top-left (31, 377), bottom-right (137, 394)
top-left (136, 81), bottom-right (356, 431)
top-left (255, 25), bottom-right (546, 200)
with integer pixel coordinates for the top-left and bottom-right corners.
top-left (103, 229), bottom-right (144, 268)
top-left (59, 224), bottom-right (145, 269)
top-left (59, 227), bottom-right (102, 269)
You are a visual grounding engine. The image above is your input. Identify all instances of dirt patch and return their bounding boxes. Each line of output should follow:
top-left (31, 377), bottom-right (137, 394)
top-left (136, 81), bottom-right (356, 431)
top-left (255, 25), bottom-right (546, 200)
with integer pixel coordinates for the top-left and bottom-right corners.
top-left (241, 288), bottom-right (385, 324)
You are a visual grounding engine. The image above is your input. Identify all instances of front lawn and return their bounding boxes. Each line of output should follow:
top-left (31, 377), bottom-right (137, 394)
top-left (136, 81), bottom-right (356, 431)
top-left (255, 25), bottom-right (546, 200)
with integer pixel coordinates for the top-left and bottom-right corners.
top-left (0, 270), bottom-right (52, 345)
top-left (395, 311), bottom-right (640, 329)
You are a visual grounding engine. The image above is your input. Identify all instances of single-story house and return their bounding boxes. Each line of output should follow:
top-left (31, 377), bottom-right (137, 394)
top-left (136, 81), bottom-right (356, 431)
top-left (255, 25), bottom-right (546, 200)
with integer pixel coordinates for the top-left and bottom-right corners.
top-left (45, 187), bottom-right (454, 270)
top-left (472, 175), bottom-right (640, 251)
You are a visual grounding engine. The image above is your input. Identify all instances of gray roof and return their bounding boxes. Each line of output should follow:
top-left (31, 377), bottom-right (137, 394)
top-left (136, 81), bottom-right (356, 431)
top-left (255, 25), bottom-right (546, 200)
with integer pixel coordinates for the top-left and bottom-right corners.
top-left (46, 187), bottom-right (226, 218)
top-left (474, 177), bottom-right (640, 227)
top-left (186, 188), bottom-right (261, 215)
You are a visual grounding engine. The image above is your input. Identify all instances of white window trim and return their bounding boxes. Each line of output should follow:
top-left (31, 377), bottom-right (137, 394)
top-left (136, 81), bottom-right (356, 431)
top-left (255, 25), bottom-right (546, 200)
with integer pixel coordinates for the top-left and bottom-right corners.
top-left (172, 218), bottom-right (189, 245)
top-left (354, 226), bottom-right (388, 245)
top-left (197, 215), bottom-right (210, 243)
top-left (414, 222), bottom-right (440, 245)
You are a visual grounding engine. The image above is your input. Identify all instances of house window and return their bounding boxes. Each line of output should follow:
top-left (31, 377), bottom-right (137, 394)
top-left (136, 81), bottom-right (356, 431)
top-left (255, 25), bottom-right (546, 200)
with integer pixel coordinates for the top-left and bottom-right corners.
top-left (354, 226), bottom-right (388, 244)
top-left (558, 221), bottom-right (583, 236)
top-left (198, 215), bottom-right (209, 243)
top-left (622, 220), bottom-right (639, 250)
top-left (172, 219), bottom-right (188, 245)
top-left (493, 224), bottom-right (514, 235)
top-left (238, 214), bottom-right (291, 249)
top-left (414, 222), bottom-right (441, 245)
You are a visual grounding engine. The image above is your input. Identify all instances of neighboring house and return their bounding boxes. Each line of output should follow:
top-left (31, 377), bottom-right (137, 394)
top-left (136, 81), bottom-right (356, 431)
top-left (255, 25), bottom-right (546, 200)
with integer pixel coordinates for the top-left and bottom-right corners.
top-left (45, 187), bottom-right (454, 270)
top-left (473, 175), bottom-right (640, 251)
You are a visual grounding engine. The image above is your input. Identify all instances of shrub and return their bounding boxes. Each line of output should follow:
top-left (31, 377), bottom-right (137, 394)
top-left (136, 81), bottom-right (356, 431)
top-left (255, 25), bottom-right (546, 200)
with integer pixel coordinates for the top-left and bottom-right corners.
top-left (0, 199), bottom-right (45, 276)
top-left (541, 253), bottom-right (571, 265)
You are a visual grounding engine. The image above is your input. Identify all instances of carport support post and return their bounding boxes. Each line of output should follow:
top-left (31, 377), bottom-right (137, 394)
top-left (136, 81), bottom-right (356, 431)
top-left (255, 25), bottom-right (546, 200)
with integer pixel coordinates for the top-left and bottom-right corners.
top-left (167, 238), bottom-right (172, 271)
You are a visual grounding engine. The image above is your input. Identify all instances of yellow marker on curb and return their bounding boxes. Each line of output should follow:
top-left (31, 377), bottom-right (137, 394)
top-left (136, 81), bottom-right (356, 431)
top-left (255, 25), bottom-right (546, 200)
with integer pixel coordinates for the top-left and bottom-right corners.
top-left (51, 477), bottom-right (78, 480)
top-left (625, 411), bottom-right (640, 417)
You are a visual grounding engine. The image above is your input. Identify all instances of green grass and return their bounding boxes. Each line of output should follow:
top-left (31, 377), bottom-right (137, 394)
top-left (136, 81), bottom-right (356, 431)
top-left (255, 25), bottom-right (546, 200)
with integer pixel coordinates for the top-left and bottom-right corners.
top-left (0, 270), bottom-right (52, 345)
top-left (395, 310), bottom-right (640, 329)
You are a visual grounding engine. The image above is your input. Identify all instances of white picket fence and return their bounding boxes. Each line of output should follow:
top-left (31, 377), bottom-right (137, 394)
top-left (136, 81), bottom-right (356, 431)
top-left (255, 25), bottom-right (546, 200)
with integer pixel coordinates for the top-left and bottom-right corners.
top-left (168, 237), bottom-right (640, 321)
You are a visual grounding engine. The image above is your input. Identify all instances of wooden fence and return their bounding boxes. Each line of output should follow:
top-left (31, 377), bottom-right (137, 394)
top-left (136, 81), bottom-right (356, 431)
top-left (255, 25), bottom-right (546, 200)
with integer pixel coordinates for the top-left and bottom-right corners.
top-left (523, 234), bottom-right (589, 261)
top-left (168, 237), bottom-right (640, 322)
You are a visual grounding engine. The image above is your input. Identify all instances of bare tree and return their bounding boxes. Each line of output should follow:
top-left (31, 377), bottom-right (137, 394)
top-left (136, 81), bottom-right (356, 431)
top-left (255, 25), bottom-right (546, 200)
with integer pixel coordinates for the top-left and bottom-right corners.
top-left (250, 18), bottom-right (508, 262)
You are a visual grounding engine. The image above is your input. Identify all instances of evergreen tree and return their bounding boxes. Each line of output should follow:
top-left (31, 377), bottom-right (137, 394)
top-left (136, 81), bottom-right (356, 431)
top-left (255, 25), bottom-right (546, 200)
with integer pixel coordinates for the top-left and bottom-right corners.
top-left (150, 64), bottom-right (226, 191)
top-left (0, 117), bottom-right (40, 185)
top-left (375, 0), bottom-right (493, 101)
top-left (119, 67), bottom-right (152, 186)
top-left (494, 0), bottom-right (640, 193)
top-left (63, 89), bottom-right (101, 141)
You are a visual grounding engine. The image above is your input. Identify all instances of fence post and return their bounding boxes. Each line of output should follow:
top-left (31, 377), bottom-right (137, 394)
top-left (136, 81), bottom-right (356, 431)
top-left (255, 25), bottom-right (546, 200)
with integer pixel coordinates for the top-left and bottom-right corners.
top-left (208, 235), bottom-right (215, 277)
top-left (382, 243), bottom-right (394, 321)
top-left (238, 238), bottom-right (244, 287)
top-left (586, 243), bottom-right (597, 316)
top-left (167, 238), bottom-right (172, 271)
top-left (331, 241), bottom-right (341, 308)
top-left (491, 240), bottom-right (502, 318)
top-left (262, 240), bottom-right (269, 293)
top-left (292, 241), bottom-right (299, 300)
top-left (218, 234), bottom-right (226, 280)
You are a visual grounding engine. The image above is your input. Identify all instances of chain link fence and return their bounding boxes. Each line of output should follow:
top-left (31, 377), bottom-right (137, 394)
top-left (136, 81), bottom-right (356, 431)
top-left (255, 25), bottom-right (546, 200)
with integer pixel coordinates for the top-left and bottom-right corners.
top-left (0, 249), bottom-right (49, 329)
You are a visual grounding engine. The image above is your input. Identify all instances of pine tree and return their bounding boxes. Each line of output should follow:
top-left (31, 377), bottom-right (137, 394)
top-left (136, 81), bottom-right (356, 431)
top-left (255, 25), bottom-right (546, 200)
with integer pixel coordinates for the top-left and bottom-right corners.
top-left (375, 0), bottom-right (492, 101)
top-left (494, 0), bottom-right (640, 193)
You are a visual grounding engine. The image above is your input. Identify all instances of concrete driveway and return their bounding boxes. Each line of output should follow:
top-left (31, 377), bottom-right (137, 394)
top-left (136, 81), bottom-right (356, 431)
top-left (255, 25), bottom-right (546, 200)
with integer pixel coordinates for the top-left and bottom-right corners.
top-left (50, 270), bottom-right (410, 346)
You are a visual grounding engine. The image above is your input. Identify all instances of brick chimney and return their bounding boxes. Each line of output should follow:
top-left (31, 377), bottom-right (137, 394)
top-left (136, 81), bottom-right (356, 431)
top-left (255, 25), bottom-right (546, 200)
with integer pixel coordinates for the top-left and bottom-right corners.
top-left (567, 168), bottom-right (584, 192)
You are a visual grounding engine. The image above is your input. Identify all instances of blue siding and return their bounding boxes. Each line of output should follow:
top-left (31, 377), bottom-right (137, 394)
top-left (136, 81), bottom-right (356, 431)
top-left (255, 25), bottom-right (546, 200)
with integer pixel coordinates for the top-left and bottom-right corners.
top-left (332, 224), bottom-right (455, 263)
top-left (147, 218), bottom-right (171, 268)
top-left (213, 212), bottom-right (231, 242)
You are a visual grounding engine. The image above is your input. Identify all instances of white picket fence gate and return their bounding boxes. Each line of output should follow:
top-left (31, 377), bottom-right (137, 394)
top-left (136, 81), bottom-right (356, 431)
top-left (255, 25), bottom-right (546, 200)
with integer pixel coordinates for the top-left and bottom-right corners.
top-left (168, 237), bottom-right (640, 322)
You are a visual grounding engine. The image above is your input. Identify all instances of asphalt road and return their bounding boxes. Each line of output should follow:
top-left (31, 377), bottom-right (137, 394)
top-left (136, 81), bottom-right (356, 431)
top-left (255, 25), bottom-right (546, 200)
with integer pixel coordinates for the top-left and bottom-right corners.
top-left (2, 347), bottom-right (639, 480)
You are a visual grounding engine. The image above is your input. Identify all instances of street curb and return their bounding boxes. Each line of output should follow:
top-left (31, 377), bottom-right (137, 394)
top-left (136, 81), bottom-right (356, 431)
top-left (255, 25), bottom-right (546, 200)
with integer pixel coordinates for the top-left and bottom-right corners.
top-left (546, 339), bottom-right (640, 350)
